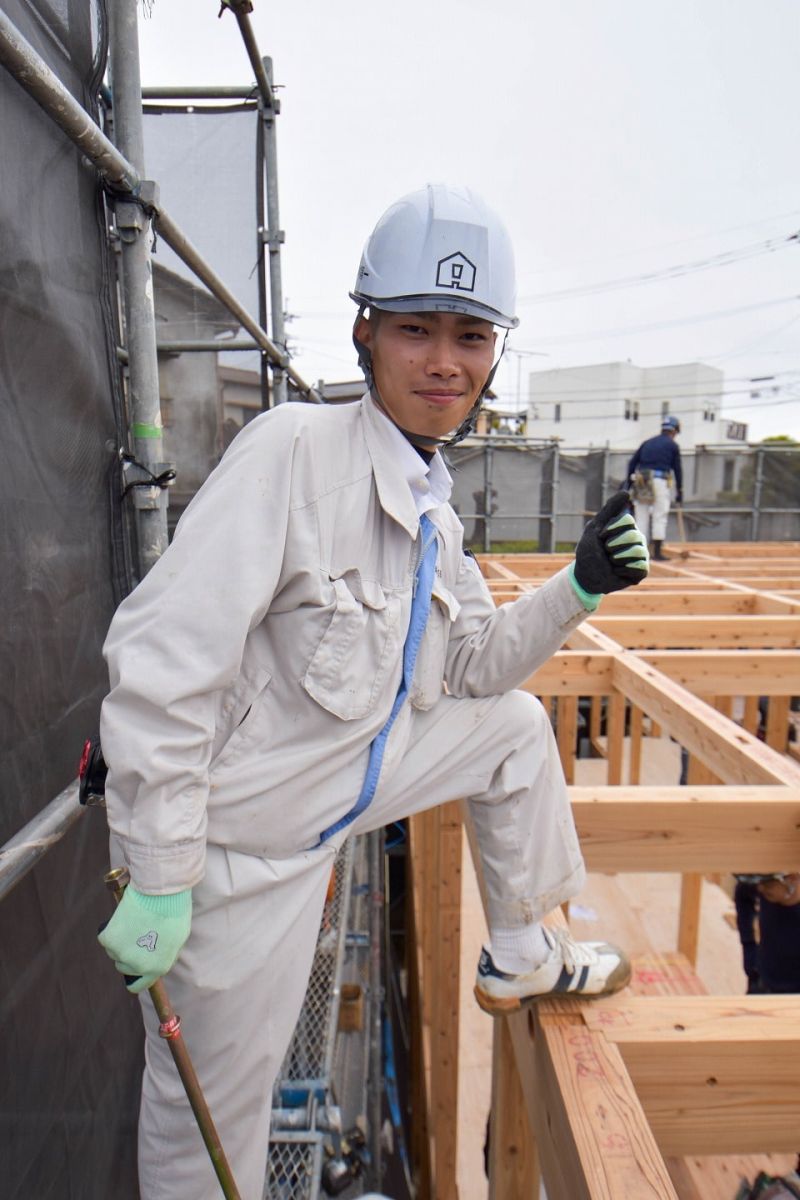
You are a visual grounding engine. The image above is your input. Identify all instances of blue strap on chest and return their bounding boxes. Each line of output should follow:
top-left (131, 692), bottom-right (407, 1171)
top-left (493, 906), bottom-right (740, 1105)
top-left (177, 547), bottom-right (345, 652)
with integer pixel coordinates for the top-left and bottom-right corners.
top-left (318, 513), bottom-right (438, 843)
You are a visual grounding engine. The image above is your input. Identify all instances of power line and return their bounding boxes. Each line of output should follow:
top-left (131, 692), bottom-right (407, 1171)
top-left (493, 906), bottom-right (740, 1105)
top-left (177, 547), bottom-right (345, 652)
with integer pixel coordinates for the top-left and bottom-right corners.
top-left (517, 373), bottom-right (800, 403)
top-left (519, 207), bottom-right (800, 276)
top-left (516, 395), bottom-right (800, 423)
top-left (517, 231), bottom-right (799, 305)
top-left (528, 295), bottom-right (799, 346)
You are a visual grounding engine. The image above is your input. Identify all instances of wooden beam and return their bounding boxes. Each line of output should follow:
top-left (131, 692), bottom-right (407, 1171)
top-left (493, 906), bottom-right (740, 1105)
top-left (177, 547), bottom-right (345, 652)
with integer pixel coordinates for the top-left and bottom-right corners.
top-left (611, 655), bottom-right (800, 786)
top-left (596, 592), bottom-right (755, 615)
top-left (637, 650), bottom-right (800, 696)
top-left (580, 996), bottom-right (800, 1155)
top-left (525, 648), bottom-right (800, 696)
top-left (569, 786), bottom-right (800, 872)
top-left (507, 1007), bottom-right (680, 1199)
top-left (526, 652), bottom-right (615, 696)
top-left (591, 614), bottom-right (800, 649)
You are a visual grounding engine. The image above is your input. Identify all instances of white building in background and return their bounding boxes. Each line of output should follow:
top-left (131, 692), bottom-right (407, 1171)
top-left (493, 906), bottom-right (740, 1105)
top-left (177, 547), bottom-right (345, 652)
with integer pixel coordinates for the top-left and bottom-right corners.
top-left (526, 361), bottom-right (748, 449)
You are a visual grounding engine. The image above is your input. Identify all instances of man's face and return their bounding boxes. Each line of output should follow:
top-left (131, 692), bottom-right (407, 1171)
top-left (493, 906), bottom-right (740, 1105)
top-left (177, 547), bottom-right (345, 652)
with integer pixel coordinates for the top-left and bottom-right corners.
top-left (356, 310), bottom-right (496, 446)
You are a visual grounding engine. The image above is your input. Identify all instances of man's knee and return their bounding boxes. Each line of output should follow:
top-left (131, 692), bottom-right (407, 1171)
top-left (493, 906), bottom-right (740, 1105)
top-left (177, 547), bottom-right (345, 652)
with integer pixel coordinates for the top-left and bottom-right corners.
top-left (494, 689), bottom-right (551, 741)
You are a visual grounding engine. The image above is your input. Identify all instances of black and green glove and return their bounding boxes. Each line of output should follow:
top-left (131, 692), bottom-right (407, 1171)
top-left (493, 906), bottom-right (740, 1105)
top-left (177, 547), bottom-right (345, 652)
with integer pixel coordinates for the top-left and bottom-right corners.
top-left (573, 491), bottom-right (649, 595)
top-left (98, 885), bottom-right (192, 994)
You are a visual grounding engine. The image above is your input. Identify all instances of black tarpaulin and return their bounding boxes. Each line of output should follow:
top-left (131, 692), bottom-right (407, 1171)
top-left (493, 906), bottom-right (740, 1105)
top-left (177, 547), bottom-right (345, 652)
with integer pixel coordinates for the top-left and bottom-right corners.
top-left (0, 1), bottom-right (141, 1195)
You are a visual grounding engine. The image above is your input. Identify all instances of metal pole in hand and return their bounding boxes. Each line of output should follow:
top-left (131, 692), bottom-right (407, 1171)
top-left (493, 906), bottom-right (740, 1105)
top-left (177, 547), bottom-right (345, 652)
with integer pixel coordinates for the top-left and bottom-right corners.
top-left (104, 868), bottom-right (242, 1200)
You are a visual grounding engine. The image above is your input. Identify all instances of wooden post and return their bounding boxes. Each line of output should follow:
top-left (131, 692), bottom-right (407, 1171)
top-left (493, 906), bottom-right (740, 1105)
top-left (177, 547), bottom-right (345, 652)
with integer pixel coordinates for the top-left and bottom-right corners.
top-left (742, 694), bottom-right (761, 736)
top-left (766, 695), bottom-right (790, 754)
top-left (628, 704), bottom-right (643, 785)
top-left (407, 815), bottom-right (432, 1197)
top-left (607, 693), bottom-right (625, 785)
top-left (677, 755), bottom-right (712, 964)
top-left (557, 696), bottom-right (578, 785)
top-left (589, 695), bottom-right (603, 751)
top-left (430, 801), bottom-right (462, 1200)
top-left (488, 1017), bottom-right (538, 1200)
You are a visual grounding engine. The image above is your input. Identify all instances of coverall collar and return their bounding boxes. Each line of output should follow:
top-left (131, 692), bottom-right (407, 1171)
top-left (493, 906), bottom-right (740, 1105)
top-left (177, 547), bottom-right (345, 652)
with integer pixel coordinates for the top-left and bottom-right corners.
top-left (361, 393), bottom-right (452, 536)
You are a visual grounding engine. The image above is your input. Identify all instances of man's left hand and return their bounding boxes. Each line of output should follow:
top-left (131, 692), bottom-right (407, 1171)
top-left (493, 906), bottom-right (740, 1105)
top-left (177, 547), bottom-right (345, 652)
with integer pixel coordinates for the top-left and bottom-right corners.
top-left (574, 491), bottom-right (649, 594)
top-left (758, 873), bottom-right (800, 907)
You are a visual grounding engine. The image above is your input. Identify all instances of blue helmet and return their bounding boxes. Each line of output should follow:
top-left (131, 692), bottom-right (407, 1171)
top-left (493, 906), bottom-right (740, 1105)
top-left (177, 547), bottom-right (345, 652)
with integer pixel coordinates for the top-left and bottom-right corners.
top-left (662, 414), bottom-right (681, 433)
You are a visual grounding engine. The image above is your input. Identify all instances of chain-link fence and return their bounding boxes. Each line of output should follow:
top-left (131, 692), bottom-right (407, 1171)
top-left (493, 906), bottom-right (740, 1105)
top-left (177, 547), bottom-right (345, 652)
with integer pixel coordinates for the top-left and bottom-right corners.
top-left (447, 440), bottom-right (800, 550)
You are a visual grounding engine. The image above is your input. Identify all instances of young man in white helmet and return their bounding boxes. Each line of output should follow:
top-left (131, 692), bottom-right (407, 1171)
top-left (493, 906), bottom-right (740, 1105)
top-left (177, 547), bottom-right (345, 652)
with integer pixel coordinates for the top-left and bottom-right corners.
top-left (97, 184), bottom-right (649, 1199)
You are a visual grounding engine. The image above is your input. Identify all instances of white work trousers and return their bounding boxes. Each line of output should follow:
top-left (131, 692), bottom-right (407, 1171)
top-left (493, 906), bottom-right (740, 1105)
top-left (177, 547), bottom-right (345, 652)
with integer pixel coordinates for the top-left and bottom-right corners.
top-left (134, 689), bottom-right (584, 1199)
top-left (634, 475), bottom-right (671, 541)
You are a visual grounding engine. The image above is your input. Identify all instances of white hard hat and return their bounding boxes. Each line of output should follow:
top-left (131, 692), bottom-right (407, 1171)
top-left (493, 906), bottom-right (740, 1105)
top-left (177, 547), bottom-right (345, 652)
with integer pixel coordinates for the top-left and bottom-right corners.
top-left (351, 184), bottom-right (519, 329)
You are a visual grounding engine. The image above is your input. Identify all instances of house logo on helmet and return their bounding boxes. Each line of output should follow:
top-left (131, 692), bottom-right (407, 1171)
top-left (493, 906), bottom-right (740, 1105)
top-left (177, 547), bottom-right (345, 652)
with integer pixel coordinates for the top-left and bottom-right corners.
top-left (435, 252), bottom-right (476, 293)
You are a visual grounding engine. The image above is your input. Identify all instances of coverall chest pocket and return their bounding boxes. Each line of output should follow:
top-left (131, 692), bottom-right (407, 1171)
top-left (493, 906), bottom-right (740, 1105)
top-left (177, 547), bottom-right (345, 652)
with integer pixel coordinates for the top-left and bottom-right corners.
top-left (303, 573), bottom-right (403, 720)
top-left (410, 581), bottom-right (461, 710)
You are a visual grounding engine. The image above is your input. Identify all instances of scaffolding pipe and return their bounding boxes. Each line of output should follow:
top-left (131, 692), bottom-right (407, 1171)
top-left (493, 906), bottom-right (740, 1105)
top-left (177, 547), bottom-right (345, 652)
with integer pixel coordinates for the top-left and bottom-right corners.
top-left (0, 782), bottom-right (83, 903)
top-left (142, 86), bottom-right (256, 100)
top-left (367, 829), bottom-right (384, 1190)
top-left (255, 86), bottom-right (271, 411)
top-left (0, 8), bottom-right (320, 404)
top-left (224, 4), bottom-right (276, 109)
top-left (109, 0), bottom-right (169, 576)
top-left (262, 58), bottom-right (288, 405)
top-left (550, 443), bottom-right (560, 551)
top-left (601, 444), bottom-right (610, 505)
top-left (155, 339), bottom-right (261, 353)
top-left (752, 446), bottom-right (765, 541)
top-left (483, 442), bottom-right (493, 552)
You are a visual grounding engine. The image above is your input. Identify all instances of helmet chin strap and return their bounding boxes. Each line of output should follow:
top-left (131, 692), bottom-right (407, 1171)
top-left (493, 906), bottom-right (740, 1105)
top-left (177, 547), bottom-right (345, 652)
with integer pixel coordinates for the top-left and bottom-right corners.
top-left (352, 307), bottom-right (508, 450)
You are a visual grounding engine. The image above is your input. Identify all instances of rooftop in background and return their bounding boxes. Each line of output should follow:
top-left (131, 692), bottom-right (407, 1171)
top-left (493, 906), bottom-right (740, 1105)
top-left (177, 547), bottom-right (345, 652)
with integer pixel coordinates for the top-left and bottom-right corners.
top-left (526, 361), bottom-right (748, 450)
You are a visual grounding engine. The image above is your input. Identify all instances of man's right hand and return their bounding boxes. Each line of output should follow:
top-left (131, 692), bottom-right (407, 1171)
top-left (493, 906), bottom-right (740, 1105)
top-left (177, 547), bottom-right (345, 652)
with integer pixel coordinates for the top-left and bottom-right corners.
top-left (574, 491), bottom-right (649, 595)
top-left (98, 885), bottom-right (192, 994)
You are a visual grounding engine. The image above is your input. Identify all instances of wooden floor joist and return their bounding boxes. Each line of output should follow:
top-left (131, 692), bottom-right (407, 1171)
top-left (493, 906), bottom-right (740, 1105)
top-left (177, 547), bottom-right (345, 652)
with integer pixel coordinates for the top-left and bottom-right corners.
top-left (413, 542), bottom-right (800, 1200)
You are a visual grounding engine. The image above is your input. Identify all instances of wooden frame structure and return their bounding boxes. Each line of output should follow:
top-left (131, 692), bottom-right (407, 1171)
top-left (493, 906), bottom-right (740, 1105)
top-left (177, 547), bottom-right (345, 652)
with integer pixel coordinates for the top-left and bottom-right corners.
top-left (408, 542), bottom-right (800, 1200)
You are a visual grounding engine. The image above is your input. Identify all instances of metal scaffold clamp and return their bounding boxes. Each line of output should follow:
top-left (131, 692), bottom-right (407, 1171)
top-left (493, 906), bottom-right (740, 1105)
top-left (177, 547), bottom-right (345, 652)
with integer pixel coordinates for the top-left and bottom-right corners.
top-left (259, 225), bottom-right (285, 247)
top-left (120, 450), bottom-right (176, 510)
top-left (218, 0), bottom-right (253, 17)
top-left (107, 180), bottom-right (161, 244)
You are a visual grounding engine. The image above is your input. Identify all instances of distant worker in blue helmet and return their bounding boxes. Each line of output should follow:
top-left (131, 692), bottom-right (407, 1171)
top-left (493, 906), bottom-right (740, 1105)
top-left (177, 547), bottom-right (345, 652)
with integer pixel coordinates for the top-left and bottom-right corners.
top-left (97, 184), bottom-right (649, 1199)
top-left (627, 414), bottom-right (683, 560)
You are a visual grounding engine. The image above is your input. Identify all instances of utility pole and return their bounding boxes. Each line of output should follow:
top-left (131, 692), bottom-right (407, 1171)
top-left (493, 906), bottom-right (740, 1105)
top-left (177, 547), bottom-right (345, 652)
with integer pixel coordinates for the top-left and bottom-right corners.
top-left (108, 0), bottom-right (170, 576)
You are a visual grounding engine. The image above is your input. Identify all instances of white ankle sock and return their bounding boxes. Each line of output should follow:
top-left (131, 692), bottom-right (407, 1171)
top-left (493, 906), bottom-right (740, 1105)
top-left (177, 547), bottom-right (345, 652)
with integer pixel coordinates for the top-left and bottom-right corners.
top-left (489, 922), bottom-right (551, 975)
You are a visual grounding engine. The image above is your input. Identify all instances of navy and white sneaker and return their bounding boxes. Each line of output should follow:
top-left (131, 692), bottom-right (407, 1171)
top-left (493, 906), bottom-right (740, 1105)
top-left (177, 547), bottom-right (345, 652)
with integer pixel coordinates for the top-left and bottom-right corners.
top-left (474, 927), bottom-right (631, 1015)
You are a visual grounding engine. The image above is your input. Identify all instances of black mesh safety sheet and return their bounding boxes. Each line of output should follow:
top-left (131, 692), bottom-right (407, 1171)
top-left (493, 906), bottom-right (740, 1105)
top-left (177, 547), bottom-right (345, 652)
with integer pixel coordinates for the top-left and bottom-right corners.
top-left (0, 2), bottom-right (141, 1196)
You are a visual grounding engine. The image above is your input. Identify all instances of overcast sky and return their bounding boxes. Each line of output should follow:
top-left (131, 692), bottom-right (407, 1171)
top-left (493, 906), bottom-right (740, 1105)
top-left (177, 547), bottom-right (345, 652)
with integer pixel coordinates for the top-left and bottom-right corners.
top-left (137, 0), bottom-right (800, 441)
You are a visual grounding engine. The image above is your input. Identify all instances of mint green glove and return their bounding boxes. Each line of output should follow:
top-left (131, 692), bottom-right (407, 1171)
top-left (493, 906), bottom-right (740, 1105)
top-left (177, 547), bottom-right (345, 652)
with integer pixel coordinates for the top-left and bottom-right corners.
top-left (98, 885), bottom-right (192, 995)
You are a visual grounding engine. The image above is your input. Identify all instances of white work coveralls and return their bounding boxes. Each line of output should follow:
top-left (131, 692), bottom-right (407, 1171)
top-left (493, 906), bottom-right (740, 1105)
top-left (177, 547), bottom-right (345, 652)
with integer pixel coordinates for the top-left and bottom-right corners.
top-left (634, 475), bottom-right (672, 541)
top-left (101, 395), bottom-right (589, 1199)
